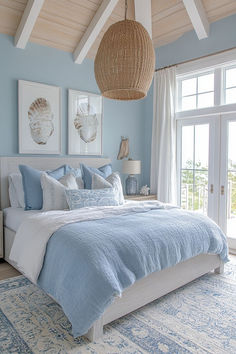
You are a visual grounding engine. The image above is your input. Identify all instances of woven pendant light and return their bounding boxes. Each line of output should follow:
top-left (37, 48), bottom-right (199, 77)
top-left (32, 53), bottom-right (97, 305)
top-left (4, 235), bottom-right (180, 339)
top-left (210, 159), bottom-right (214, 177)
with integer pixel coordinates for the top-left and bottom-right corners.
top-left (94, 1), bottom-right (155, 101)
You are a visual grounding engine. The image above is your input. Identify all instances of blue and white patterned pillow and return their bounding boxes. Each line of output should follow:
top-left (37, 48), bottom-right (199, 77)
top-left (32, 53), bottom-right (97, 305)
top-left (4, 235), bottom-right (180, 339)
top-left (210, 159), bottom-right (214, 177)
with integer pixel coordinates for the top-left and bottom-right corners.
top-left (65, 188), bottom-right (119, 210)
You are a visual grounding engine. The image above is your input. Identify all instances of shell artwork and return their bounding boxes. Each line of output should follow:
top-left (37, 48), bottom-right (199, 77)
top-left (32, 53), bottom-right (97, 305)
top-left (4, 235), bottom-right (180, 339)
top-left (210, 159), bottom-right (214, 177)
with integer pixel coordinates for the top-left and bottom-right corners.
top-left (117, 137), bottom-right (129, 160)
top-left (74, 102), bottom-right (98, 144)
top-left (140, 185), bottom-right (150, 196)
top-left (28, 98), bottom-right (54, 145)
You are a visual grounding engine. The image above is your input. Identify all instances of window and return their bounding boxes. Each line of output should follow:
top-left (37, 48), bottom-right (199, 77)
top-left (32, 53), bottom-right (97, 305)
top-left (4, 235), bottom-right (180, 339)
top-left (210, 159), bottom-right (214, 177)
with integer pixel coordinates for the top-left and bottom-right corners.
top-left (178, 72), bottom-right (214, 111)
top-left (224, 66), bottom-right (236, 104)
top-left (177, 62), bottom-right (236, 113)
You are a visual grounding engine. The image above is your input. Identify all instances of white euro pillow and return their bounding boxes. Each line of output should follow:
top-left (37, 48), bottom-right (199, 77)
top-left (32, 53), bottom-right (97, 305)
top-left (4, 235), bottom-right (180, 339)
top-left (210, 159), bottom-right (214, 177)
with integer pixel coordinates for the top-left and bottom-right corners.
top-left (92, 172), bottom-right (124, 205)
top-left (41, 172), bottom-right (69, 211)
top-left (59, 173), bottom-right (78, 190)
top-left (8, 173), bottom-right (25, 208)
top-left (8, 178), bottom-right (20, 208)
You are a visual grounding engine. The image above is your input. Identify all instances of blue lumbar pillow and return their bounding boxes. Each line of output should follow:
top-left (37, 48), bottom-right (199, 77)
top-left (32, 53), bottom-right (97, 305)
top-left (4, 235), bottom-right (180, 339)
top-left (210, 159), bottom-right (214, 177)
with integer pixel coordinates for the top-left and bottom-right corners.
top-left (80, 163), bottom-right (112, 189)
top-left (19, 164), bottom-right (69, 210)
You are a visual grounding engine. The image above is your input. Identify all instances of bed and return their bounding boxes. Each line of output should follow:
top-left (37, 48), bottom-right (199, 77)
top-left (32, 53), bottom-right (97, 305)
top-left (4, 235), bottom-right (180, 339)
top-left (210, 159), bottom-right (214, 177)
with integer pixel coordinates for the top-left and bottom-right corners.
top-left (0, 156), bottom-right (227, 341)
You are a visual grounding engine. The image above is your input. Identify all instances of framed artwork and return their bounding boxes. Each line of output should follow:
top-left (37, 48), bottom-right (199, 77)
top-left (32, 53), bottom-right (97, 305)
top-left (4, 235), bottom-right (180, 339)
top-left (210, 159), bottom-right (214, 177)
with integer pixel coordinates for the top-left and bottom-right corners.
top-left (68, 89), bottom-right (102, 155)
top-left (18, 80), bottom-right (61, 154)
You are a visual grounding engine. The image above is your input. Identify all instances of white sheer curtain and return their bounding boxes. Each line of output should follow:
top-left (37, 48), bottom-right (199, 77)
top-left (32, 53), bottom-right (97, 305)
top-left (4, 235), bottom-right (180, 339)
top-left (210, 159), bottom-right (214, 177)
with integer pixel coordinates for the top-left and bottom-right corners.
top-left (150, 67), bottom-right (177, 204)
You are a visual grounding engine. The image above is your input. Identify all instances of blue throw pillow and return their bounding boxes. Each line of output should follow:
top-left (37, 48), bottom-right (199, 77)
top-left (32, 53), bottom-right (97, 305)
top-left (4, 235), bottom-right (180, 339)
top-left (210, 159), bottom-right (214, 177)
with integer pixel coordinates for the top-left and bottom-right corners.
top-left (19, 164), bottom-right (68, 210)
top-left (47, 165), bottom-right (69, 179)
top-left (65, 166), bottom-right (82, 178)
top-left (81, 163), bottom-right (112, 189)
top-left (65, 188), bottom-right (119, 210)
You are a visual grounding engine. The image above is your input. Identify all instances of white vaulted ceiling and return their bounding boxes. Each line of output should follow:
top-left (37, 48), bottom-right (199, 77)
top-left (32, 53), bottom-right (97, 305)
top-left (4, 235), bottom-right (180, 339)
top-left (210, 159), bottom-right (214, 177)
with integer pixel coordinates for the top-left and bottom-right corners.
top-left (0, 0), bottom-right (235, 62)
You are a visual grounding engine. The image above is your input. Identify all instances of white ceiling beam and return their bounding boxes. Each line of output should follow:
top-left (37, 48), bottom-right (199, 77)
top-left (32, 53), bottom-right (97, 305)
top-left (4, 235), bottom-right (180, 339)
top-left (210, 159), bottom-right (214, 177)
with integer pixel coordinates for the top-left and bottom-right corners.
top-left (73, 0), bottom-right (119, 64)
top-left (183, 0), bottom-right (209, 39)
top-left (15, 0), bottom-right (45, 49)
top-left (134, 0), bottom-right (152, 39)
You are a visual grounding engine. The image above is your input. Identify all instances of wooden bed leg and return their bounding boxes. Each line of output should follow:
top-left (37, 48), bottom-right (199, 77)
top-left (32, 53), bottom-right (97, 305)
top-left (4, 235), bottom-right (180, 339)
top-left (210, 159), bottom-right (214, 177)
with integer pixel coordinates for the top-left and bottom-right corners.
top-left (214, 262), bottom-right (224, 274)
top-left (84, 318), bottom-right (103, 342)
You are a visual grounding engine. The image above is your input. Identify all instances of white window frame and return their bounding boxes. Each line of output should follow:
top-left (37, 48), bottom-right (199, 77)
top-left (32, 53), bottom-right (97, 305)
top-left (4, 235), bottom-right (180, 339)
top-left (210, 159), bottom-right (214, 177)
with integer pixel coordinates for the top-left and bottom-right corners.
top-left (175, 48), bottom-right (236, 120)
top-left (177, 70), bottom-right (215, 112)
top-left (223, 64), bottom-right (236, 105)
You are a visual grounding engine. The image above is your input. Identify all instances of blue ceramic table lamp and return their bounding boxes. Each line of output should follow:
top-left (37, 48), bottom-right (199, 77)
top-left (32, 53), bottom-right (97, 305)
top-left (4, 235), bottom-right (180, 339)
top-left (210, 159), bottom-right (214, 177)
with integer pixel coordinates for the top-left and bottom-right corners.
top-left (122, 159), bottom-right (141, 195)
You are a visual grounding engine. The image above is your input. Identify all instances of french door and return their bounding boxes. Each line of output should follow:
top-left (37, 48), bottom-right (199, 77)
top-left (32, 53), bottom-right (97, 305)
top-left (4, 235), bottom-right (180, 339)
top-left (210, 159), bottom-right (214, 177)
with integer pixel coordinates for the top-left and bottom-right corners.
top-left (177, 112), bottom-right (236, 252)
top-left (219, 113), bottom-right (236, 251)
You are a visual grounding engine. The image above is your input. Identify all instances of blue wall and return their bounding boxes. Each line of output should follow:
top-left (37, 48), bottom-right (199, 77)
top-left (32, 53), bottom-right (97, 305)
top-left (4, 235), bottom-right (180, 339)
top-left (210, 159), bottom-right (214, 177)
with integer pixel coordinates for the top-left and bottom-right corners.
top-left (142, 14), bottom-right (236, 186)
top-left (0, 34), bottom-right (145, 185)
top-left (1, 14), bottom-right (236, 188)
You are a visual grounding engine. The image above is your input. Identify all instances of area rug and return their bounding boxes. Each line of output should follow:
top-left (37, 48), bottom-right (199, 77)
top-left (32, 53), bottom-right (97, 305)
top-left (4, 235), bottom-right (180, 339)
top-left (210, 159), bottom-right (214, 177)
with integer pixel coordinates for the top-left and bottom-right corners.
top-left (0, 262), bottom-right (235, 354)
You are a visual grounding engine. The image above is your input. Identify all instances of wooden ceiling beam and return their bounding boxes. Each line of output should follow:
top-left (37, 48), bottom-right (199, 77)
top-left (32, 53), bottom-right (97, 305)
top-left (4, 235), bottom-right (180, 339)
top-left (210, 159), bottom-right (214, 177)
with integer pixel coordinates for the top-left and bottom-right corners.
top-left (134, 0), bottom-right (152, 38)
top-left (15, 0), bottom-right (45, 49)
top-left (73, 0), bottom-right (119, 64)
top-left (183, 0), bottom-right (209, 39)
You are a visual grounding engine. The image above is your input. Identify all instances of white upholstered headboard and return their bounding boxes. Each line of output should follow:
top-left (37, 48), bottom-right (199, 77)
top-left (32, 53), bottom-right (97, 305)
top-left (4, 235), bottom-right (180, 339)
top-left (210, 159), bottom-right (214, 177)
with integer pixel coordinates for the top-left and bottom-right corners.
top-left (0, 156), bottom-right (111, 209)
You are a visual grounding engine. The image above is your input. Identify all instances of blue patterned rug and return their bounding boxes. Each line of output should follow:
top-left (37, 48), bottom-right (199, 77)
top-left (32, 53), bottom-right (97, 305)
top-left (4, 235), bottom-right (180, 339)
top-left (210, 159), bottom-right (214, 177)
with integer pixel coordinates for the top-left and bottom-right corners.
top-left (0, 262), bottom-right (235, 353)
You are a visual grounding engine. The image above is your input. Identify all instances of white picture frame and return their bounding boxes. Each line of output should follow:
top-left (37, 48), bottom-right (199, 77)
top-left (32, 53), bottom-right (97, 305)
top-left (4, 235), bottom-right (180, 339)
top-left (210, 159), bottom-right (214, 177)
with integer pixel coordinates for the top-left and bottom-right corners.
top-left (68, 89), bottom-right (102, 155)
top-left (18, 80), bottom-right (61, 154)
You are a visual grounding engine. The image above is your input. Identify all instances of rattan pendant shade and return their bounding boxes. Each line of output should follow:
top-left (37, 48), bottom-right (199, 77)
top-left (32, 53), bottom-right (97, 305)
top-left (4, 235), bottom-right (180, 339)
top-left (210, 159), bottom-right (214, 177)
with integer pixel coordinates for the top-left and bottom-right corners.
top-left (94, 19), bottom-right (155, 101)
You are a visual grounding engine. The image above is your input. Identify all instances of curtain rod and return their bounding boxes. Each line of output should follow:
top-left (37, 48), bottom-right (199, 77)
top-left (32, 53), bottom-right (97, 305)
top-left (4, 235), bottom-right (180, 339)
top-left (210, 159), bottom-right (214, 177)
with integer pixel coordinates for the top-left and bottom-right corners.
top-left (155, 46), bottom-right (236, 72)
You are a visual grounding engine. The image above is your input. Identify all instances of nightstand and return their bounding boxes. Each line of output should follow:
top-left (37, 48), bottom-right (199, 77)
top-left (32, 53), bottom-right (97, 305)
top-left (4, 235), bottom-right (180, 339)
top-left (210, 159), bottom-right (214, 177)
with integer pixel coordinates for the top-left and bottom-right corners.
top-left (124, 194), bottom-right (157, 201)
top-left (0, 211), bottom-right (3, 258)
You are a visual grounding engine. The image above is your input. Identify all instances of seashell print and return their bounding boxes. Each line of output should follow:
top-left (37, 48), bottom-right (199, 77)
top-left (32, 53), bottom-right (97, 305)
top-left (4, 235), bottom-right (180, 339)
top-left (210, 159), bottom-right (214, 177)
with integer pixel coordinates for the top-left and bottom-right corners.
top-left (74, 103), bottom-right (98, 144)
top-left (28, 98), bottom-right (54, 145)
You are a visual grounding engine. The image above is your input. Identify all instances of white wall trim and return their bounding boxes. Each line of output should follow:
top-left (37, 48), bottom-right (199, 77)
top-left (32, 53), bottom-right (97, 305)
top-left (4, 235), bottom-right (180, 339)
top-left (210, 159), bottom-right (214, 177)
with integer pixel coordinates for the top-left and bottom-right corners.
top-left (15, 0), bottom-right (45, 49)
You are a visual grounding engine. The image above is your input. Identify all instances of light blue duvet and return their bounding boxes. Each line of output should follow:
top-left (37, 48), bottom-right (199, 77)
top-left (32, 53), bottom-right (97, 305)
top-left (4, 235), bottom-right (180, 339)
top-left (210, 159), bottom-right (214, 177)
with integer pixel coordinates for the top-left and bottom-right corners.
top-left (38, 207), bottom-right (228, 337)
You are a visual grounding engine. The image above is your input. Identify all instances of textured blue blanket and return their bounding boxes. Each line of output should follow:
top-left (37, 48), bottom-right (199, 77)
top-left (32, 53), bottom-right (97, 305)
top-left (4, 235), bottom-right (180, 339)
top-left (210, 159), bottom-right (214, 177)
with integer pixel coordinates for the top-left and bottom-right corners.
top-left (38, 208), bottom-right (228, 337)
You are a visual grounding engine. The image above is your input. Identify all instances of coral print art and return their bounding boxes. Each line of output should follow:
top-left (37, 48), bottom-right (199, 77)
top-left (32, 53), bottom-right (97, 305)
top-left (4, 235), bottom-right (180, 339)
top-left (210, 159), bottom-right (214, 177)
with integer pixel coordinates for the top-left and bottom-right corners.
top-left (68, 90), bottom-right (102, 155)
top-left (19, 80), bottom-right (61, 154)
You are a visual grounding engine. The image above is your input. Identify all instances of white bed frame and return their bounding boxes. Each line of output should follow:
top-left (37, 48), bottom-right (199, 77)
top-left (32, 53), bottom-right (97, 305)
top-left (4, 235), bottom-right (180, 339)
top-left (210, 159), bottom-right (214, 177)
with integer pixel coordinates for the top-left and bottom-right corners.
top-left (0, 156), bottom-right (224, 342)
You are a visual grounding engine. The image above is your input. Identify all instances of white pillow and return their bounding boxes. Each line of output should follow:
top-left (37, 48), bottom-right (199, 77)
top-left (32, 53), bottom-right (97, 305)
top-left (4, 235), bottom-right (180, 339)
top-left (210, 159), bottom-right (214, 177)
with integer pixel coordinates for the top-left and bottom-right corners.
top-left (76, 176), bottom-right (84, 189)
top-left (41, 173), bottom-right (68, 211)
top-left (8, 173), bottom-right (25, 208)
top-left (107, 172), bottom-right (124, 205)
top-left (59, 173), bottom-right (78, 190)
top-left (92, 172), bottom-right (124, 205)
top-left (8, 178), bottom-right (20, 208)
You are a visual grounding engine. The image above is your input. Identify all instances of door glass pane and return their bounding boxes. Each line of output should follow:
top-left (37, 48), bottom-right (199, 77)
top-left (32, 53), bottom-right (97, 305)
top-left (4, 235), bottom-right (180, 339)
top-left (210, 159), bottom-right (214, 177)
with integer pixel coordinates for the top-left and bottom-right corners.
top-left (195, 124), bottom-right (209, 169)
top-left (195, 171), bottom-right (208, 214)
top-left (226, 121), bottom-right (236, 239)
top-left (181, 170), bottom-right (194, 211)
top-left (182, 125), bottom-right (194, 168)
top-left (180, 124), bottom-right (209, 214)
top-left (228, 122), bottom-right (236, 169)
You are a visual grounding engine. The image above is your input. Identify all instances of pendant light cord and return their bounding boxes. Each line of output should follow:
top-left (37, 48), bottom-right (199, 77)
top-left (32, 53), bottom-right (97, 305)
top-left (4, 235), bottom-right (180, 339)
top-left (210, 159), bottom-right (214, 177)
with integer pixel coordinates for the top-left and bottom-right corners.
top-left (125, 0), bottom-right (128, 20)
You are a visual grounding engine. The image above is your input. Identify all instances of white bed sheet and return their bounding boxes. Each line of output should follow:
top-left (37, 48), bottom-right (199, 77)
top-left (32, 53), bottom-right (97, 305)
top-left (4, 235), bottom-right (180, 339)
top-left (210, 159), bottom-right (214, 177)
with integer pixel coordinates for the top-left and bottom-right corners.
top-left (3, 207), bottom-right (41, 232)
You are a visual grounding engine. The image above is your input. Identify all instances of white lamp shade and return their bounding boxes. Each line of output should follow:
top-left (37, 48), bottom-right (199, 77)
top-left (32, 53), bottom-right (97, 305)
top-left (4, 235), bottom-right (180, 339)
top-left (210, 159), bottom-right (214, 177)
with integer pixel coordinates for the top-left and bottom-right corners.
top-left (122, 160), bottom-right (141, 175)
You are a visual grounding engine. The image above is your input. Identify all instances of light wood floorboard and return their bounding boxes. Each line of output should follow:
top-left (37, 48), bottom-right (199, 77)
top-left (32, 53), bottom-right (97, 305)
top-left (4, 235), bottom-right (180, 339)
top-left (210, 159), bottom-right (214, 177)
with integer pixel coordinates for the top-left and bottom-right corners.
top-left (0, 261), bottom-right (20, 281)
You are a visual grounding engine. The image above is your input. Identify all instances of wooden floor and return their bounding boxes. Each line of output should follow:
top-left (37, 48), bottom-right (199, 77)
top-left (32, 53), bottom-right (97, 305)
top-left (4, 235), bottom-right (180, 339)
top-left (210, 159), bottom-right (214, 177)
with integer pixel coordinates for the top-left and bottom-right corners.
top-left (0, 255), bottom-right (236, 282)
top-left (0, 260), bottom-right (20, 281)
